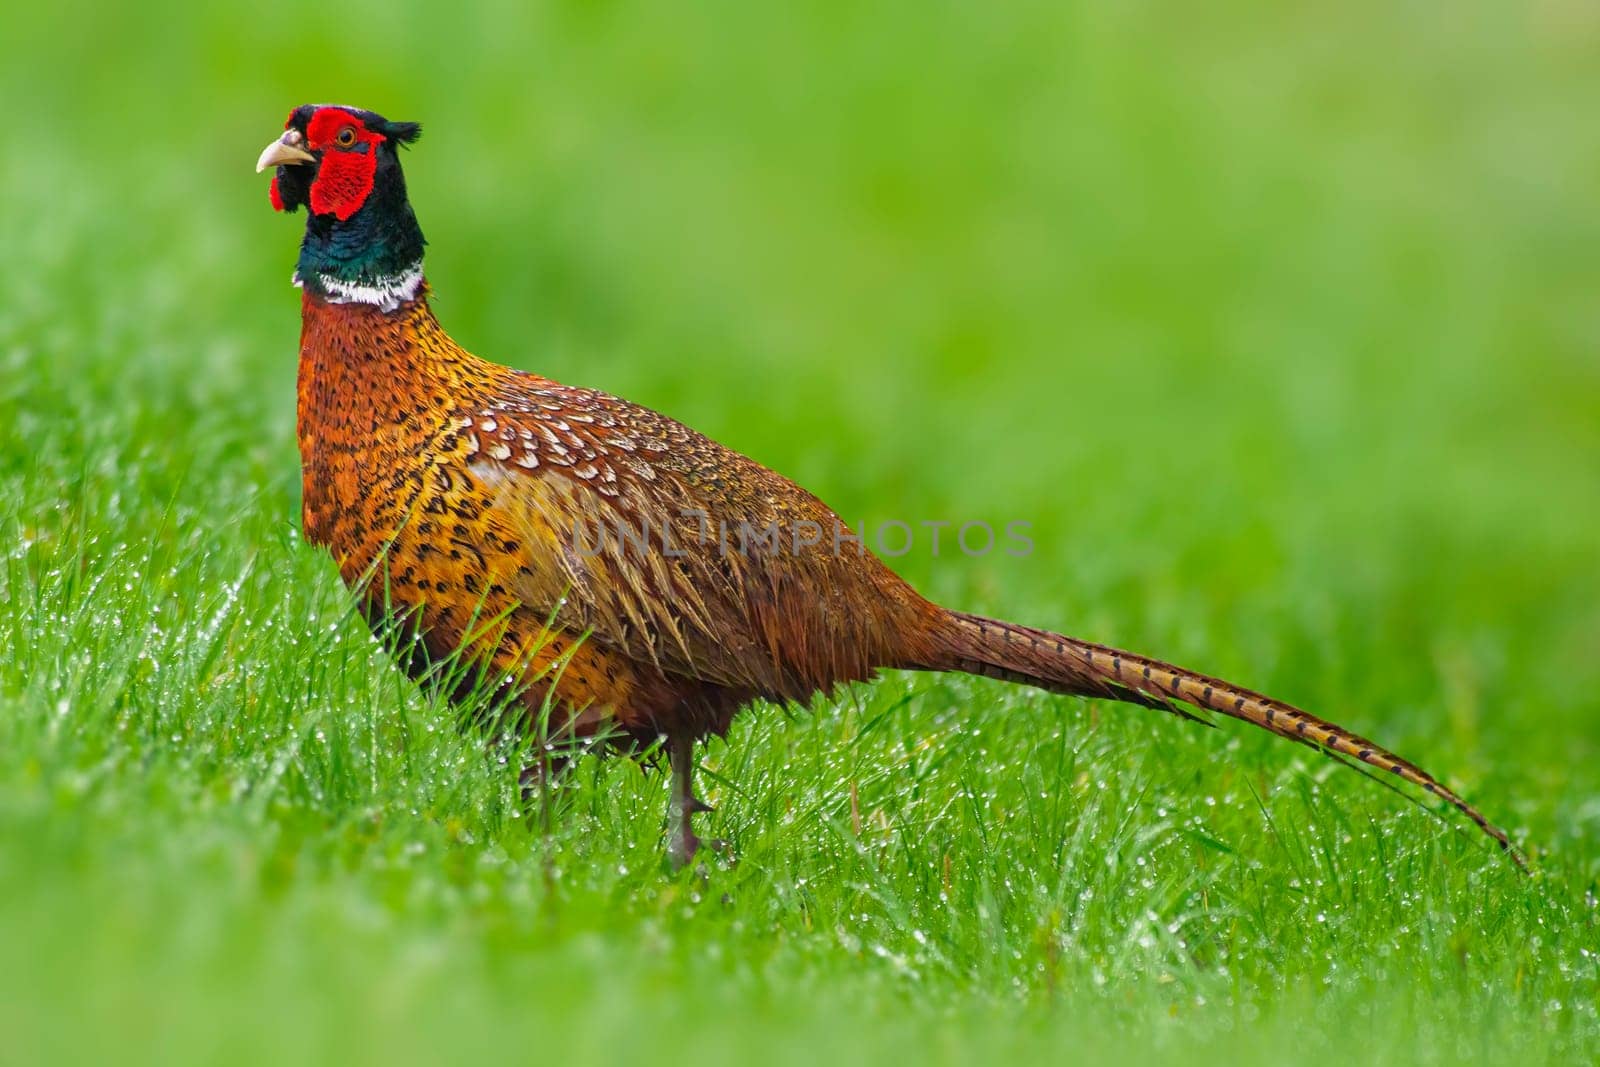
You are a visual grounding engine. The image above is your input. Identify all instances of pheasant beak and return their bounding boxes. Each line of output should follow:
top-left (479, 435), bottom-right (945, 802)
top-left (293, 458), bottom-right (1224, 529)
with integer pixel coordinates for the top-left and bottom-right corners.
top-left (256, 129), bottom-right (316, 173)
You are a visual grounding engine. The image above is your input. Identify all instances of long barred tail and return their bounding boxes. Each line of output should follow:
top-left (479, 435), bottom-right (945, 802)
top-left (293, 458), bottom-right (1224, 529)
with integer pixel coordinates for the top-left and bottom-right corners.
top-left (927, 609), bottom-right (1523, 869)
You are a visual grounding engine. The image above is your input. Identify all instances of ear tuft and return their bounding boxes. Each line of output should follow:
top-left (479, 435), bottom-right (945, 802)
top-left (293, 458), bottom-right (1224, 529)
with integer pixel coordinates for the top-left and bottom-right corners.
top-left (384, 121), bottom-right (422, 146)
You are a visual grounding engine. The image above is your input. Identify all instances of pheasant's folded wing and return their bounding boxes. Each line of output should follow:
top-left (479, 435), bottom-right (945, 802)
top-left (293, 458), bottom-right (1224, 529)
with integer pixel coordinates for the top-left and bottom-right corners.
top-left (454, 377), bottom-right (919, 698)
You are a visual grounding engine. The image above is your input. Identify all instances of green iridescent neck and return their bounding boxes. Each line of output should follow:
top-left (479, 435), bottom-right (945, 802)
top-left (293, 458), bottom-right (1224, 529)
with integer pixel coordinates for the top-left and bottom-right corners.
top-left (296, 167), bottom-right (427, 311)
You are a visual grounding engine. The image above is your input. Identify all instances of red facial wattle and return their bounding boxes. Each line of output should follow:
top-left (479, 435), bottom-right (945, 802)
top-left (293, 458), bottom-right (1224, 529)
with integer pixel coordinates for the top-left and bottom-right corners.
top-left (269, 174), bottom-right (285, 212)
top-left (309, 149), bottom-right (378, 220)
top-left (303, 108), bottom-right (388, 221)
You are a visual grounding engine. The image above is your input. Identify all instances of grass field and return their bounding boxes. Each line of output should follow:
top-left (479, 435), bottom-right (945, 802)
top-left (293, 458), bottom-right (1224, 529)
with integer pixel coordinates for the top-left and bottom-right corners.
top-left (2, 3), bottom-right (1598, 1063)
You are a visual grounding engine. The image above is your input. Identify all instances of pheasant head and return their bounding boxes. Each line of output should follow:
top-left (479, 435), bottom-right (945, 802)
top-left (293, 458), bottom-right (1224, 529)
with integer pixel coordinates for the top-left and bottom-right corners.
top-left (257, 104), bottom-right (426, 311)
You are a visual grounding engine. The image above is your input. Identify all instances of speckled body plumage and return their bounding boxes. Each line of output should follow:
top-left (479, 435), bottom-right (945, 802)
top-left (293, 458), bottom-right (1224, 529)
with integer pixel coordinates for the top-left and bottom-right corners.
top-left (298, 291), bottom-right (938, 745)
top-left (263, 103), bottom-right (1521, 868)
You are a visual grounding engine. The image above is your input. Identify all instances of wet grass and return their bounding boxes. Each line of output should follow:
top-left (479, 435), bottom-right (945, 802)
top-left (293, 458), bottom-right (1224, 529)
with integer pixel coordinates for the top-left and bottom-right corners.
top-left (2, 2), bottom-right (1598, 1063)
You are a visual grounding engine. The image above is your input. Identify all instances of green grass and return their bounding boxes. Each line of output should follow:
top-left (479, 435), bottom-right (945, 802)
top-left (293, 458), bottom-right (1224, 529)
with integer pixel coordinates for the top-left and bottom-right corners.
top-left (3, 2), bottom-right (1598, 1063)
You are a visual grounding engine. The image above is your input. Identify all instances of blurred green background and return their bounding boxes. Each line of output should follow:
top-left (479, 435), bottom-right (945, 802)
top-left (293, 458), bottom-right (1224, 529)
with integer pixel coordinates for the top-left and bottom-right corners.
top-left (1, 2), bottom-right (1597, 1064)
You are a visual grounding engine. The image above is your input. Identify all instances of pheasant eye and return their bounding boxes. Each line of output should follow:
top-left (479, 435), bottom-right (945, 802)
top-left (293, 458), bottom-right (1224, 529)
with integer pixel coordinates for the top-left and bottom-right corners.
top-left (336, 126), bottom-right (357, 147)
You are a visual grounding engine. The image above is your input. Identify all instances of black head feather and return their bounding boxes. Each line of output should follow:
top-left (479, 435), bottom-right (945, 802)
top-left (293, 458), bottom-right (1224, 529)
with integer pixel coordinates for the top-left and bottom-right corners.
top-left (272, 105), bottom-right (421, 216)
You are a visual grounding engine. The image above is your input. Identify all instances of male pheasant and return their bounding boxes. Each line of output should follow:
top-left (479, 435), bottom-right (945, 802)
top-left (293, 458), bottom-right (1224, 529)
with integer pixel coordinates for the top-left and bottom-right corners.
top-left (259, 104), bottom-right (1520, 868)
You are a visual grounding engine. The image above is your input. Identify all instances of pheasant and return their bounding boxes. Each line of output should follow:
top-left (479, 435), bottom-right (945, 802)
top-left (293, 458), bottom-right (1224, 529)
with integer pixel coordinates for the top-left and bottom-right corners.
top-left (258, 103), bottom-right (1520, 869)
